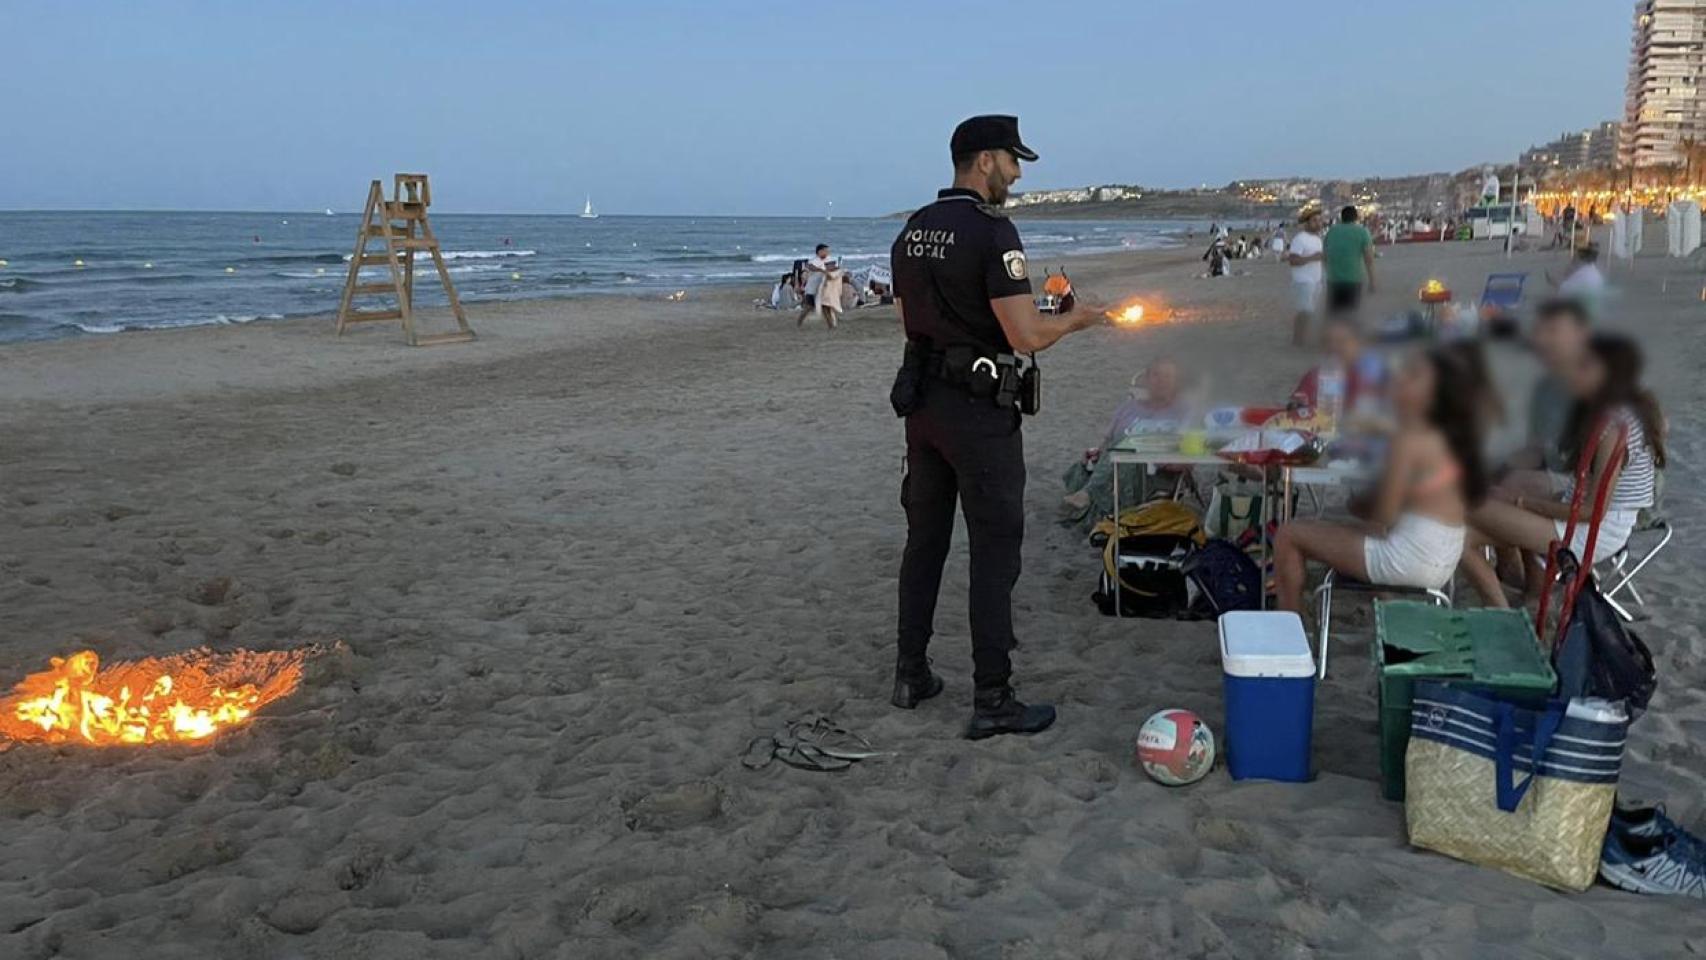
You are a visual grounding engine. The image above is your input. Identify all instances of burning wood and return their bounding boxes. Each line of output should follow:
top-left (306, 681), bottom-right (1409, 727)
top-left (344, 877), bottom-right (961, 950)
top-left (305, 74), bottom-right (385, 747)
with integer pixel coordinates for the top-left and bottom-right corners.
top-left (0, 647), bottom-right (312, 746)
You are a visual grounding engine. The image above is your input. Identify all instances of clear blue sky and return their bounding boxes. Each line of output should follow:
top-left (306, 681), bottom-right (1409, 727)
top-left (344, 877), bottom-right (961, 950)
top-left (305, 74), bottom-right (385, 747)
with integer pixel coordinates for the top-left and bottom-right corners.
top-left (0, 0), bottom-right (1628, 216)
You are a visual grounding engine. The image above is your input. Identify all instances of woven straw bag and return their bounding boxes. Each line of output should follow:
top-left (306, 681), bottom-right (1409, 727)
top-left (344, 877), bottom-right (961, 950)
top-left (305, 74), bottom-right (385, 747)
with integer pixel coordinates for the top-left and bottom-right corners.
top-left (1405, 680), bottom-right (1626, 891)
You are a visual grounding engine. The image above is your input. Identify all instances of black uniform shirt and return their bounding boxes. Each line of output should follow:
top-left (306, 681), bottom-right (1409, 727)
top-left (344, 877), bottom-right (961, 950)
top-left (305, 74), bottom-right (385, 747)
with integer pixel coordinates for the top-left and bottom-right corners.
top-left (891, 187), bottom-right (1032, 353)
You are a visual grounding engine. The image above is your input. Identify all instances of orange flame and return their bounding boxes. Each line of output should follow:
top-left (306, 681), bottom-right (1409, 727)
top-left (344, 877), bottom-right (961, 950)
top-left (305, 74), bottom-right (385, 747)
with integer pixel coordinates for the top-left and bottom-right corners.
top-left (1, 648), bottom-right (310, 746)
top-left (1104, 300), bottom-right (1151, 327)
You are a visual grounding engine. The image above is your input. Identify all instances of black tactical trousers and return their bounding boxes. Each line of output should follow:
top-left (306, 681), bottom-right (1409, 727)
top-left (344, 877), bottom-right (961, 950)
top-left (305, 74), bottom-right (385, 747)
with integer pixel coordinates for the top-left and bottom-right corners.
top-left (896, 385), bottom-right (1026, 691)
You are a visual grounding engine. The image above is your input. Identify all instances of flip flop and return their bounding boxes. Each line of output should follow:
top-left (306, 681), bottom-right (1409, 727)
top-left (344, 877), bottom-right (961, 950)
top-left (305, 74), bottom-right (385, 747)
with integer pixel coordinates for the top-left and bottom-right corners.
top-left (785, 716), bottom-right (894, 762)
top-left (740, 733), bottom-right (853, 772)
top-left (740, 716), bottom-right (893, 772)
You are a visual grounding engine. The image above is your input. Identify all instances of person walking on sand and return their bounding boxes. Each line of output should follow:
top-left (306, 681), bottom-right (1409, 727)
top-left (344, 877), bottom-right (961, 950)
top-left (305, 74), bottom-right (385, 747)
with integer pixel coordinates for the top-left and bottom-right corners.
top-left (796, 243), bottom-right (832, 328)
top-left (815, 262), bottom-right (846, 329)
top-left (1287, 203), bottom-right (1325, 345)
top-left (1323, 205), bottom-right (1376, 314)
top-left (887, 114), bottom-right (1104, 740)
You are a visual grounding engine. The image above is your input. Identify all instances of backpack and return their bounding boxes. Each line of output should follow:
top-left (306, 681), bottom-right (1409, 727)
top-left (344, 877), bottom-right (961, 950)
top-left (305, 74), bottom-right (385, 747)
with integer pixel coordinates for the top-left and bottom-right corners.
top-left (1089, 501), bottom-right (1205, 618)
top-left (1539, 417), bottom-right (1657, 716)
top-left (1089, 500), bottom-right (1205, 547)
top-left (1092, 534), bottom-right (1195, 618)
top-left (1181, 538), bottom-right (1264, 619)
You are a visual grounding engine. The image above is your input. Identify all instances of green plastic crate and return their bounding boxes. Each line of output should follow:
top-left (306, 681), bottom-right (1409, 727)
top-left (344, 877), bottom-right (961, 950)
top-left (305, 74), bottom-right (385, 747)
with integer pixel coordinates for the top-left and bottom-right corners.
top-left (1372, 600), bottom-right (1556, 801)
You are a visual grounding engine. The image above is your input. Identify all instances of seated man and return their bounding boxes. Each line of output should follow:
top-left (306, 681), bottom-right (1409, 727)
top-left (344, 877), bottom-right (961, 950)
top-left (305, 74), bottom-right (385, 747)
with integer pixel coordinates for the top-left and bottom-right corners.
top-left (1062, 358), bottom-right (1191, 526)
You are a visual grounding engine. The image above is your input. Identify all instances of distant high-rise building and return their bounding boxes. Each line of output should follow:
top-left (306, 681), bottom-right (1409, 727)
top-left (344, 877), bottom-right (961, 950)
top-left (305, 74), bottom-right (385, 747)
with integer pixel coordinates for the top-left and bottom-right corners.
top-left (1623, 0), bottom-right (1706, 168)
top-left (1586, 120), bottom-right (1623, 167)
top-left (1520, 122), bottom-right (1621, 172)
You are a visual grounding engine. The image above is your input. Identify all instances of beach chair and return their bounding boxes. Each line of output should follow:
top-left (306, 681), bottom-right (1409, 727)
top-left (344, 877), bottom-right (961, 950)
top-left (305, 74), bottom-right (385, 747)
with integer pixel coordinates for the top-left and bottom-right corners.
top-left (1598, 513), bottom-right (1674, 622)
top-left (1313, 571), bottom-right (1451, 680)
top-left (1479, 273), bottom-right (1527, 313)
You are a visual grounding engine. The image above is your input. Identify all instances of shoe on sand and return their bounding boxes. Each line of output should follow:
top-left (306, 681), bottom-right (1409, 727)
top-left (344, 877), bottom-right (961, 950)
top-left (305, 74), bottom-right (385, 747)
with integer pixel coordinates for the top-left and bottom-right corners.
top-left (1611, 802), bottom-right (1682, 841)
top-left (966, 686), bottom-right (1056, 740)
top-left (1601, 827), bottom-right (1706, 897)
top-left (891, 656), bottom-right (943, 710)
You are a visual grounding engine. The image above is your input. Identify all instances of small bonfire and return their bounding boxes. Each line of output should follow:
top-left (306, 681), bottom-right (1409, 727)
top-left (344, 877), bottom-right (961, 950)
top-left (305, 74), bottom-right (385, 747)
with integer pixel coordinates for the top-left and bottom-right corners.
top-left (0, 647), bottom-right (314, 746)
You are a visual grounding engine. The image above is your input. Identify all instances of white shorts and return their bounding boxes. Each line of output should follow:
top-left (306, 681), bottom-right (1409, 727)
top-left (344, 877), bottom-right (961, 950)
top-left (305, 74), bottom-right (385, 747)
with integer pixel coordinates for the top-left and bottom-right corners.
top-left (1547, 474), bottom-right (1639, 562)
top-left (1363, 515), bottom-right (1465, 590)
top-left (1291, 279), bottom-right (1320, 313)
top-left (1555, 509), bottom-right (1636, 563)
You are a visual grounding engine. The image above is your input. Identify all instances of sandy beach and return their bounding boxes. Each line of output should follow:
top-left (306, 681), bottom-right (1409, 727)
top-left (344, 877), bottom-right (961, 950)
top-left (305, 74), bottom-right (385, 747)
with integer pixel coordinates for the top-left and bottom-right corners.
top-left (3, 237), bottom-right (1705, 959)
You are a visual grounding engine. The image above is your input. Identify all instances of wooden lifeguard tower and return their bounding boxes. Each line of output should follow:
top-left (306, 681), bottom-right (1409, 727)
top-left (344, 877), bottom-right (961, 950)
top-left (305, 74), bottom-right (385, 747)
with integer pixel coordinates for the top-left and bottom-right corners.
top-left (335, 174), bottom-right (475, 346)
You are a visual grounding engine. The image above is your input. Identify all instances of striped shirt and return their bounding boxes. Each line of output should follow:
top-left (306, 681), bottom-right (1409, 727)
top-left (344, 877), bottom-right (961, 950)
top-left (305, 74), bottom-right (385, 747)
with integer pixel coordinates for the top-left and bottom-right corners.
top-left (1564, 406), bottom-right (1656, 511)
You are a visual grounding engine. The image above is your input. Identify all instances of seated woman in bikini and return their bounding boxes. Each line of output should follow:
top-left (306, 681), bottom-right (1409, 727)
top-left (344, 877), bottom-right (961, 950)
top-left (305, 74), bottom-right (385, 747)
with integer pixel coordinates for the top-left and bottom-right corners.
top-left (1273, 347), bottom-right (1488, 613)
top-left (1460, 333), bottom-right (1665, 608)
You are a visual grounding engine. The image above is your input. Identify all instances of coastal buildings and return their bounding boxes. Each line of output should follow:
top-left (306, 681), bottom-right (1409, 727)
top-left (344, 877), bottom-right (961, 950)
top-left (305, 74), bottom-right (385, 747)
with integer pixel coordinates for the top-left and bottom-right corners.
top-left (1003, 185), bottom-right (1143, 207)
top-left (1521, 122), bottom-right (1622, 172)
top-left (1622, 0), bottom-right (1706, 168)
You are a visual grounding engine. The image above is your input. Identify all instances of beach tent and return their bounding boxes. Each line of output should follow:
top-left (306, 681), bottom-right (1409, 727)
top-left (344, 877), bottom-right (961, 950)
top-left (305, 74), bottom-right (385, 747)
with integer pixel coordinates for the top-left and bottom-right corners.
top-left (1611, 208), bottom-right (1644, 260)
top-left (1667, 201), bottom-right (1701, 258)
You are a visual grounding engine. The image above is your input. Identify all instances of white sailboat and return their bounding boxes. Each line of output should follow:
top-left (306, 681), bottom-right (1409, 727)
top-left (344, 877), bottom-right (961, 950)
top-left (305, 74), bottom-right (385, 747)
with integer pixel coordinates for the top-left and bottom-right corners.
top-left (580, 196), bottom-right (598, 219)
top-left (323, 208), bottom-right (335, 216)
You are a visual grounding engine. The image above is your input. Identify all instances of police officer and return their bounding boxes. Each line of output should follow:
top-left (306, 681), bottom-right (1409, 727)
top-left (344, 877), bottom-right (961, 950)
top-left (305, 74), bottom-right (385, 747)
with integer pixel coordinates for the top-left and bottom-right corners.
top-left (887, 115), bottom-right (1103, 739)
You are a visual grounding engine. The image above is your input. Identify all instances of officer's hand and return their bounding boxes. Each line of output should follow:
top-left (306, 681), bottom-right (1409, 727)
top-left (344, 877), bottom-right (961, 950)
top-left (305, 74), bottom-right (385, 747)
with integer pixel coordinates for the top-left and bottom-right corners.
top-left (1068, 296), bottom-right (1110, 325)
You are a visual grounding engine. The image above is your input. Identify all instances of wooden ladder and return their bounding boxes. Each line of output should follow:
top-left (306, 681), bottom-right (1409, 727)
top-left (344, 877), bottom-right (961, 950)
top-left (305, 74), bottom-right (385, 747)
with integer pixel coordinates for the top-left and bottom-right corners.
top-left (335, 174), bottom-right (475, 346)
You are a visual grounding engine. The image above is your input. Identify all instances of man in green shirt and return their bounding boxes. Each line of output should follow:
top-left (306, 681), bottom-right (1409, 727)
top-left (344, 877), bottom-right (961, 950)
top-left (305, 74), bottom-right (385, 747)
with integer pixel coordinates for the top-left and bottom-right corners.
top-left (1323, 205), bottom-right (1376, 313)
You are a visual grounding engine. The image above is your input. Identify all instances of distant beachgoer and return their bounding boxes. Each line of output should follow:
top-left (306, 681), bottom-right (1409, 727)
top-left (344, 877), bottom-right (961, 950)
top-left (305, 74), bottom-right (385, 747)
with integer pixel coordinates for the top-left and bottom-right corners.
top-left (816, 265), bottom-right (846, 329)
top-left (1549, 244), bottom-right (1605, 315)
top-left (1269, 223), bottom-right (1287, 257)
top-left (796, 243), bottom-right (831, 328)
top-left (1287, 205), bottom-right (1325, 345)
top-left (1323, 205), bottom-right (1376, 314)
top-left (768, 271), bottom-right (798, 309)
top-left (1273, 347), bottom-right (1486, 613)
top-left (1203, 237), bottom-right (1230, 277)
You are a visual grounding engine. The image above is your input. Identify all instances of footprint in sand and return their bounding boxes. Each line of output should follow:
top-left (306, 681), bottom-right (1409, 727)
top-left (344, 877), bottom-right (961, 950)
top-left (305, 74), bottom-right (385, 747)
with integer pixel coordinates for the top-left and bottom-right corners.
top-left (185, 575), bottom-right (234, 606)
top-left (622, 781), bottom-right (723, 831)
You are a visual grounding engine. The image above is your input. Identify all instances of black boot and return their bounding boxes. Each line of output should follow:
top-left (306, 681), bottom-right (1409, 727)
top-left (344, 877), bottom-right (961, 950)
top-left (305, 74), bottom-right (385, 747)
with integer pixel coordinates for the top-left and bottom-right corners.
top-left (891, 656), bottom-right (944, 709)
top-left (966, 686), bottom-right (1056, 740)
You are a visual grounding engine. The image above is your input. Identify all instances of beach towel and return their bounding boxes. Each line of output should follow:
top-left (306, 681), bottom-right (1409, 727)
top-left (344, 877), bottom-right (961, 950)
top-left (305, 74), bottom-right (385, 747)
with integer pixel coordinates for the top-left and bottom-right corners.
top-left (817, 270), bottom-right (846, 320)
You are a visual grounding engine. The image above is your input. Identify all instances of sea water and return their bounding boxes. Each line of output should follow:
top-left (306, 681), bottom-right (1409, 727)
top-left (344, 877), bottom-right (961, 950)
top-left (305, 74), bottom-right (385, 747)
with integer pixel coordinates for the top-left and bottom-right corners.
top-left (0, 211), bottom-right (1200, 344)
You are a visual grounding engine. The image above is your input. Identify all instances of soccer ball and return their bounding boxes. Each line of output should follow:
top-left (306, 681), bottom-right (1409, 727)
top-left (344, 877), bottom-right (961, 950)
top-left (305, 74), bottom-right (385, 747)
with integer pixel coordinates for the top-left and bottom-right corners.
top-left (1135, 709), bottom-right (1216, 786)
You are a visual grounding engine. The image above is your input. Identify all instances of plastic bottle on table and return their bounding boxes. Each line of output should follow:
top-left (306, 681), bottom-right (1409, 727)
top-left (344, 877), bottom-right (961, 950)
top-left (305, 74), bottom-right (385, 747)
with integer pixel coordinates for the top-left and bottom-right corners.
top-left (1317, 361), bottom-right (1345, 436)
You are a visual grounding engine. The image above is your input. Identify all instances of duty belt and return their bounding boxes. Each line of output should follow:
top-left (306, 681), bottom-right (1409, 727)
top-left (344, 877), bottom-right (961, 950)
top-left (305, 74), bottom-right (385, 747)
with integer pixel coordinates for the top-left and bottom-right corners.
top-left (916, 342), bottom-right (1036, 410)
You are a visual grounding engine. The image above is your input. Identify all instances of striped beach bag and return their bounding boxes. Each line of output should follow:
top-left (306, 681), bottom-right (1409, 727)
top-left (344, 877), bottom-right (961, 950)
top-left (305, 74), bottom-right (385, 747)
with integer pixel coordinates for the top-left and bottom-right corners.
top-left (1404, 681), bottom-right (1627, 891)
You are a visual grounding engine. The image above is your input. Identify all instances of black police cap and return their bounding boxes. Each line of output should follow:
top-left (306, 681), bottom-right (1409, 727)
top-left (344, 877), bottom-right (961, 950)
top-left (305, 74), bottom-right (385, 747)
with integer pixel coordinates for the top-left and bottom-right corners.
top-left (950, 115), bottom-right (1038, 162)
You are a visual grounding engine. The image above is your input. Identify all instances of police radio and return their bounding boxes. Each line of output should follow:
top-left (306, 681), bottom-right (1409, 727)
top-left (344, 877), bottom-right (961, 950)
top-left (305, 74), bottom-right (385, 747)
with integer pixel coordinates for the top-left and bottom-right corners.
top-left (1020, 358), bottom-right (1041, 416)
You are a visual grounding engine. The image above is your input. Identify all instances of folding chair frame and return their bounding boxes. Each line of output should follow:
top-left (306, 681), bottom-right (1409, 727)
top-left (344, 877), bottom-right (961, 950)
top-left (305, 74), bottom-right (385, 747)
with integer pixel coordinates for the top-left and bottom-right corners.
top-left (1599, 519), bottom-right (1674, 622)
top-left (1313, 569), bottom-right (1451, 680)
